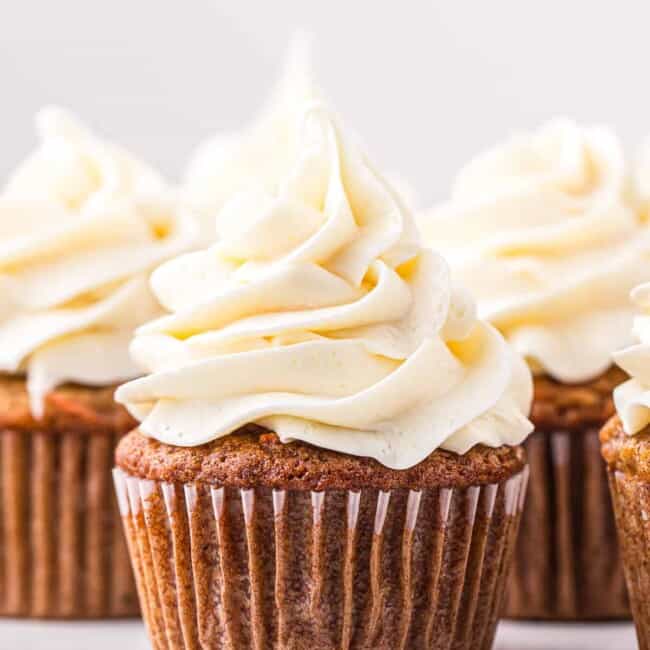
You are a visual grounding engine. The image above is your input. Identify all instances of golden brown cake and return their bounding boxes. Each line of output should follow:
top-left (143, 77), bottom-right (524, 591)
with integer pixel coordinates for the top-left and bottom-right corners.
top-left (602, 416), bottom-right (650, 648)
top-left (598, 279), bottom-right (650, 649)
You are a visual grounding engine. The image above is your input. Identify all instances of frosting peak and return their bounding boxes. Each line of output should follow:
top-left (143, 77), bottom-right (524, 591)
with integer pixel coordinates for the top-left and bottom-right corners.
top-left (420, 119), bottom-right (650, 383)
top-left (117, 104), bottom-right (532, 469)
top-left (0, 108), bottom-right (196, 414)
top-left (183, 33), bottom-right (321, 244)
top-left (614, 283), bottom-right (650, 434)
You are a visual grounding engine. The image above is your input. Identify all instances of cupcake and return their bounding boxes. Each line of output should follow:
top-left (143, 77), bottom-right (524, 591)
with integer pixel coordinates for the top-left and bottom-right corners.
top-left (113, 102), bottom-right (533, 649)
top-left (603, 282), bottom-right (650, 649)
top-left (419, 119), bottom-right (650, 619)
top-left (0, 109), bottom-right (196, 618)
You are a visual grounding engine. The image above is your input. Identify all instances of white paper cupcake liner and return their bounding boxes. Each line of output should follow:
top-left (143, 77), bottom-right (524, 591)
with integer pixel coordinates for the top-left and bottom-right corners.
top-left (114, 465), bottom-right (528, 649)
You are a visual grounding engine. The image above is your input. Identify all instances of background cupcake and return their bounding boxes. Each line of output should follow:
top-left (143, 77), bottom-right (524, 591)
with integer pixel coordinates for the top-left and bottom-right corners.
top-left (0, 108), bottom-right (196, 618)
top-left (603, 282), bottom-right (650, 649)
top-left (114, 102), bottom-right (533, 649)
top-left (419, 119), bottom-right (650, 619)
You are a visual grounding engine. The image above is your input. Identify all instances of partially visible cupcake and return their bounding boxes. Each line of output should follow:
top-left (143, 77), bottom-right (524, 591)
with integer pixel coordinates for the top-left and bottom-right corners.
top-left (114, 102), bottom-right (533, 649)
top-left (0, 108), bottom-right (196, 618)
top-left (603, 282), bottom-right (650, 649)
top-left (419, 119), bottom-right (650, 619)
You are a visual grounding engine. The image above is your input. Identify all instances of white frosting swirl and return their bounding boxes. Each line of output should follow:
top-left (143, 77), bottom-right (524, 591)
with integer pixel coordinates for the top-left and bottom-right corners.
top-left (0, 108), bottom-right (196, 415)
top-left (614, 283), bottom-right (650, 434)
top-left (117, 104), bottom-right (532, 469)
top-left (420, 119), bottom-right (650, 383)
top-left (183, 34), bottom-right (320, 244)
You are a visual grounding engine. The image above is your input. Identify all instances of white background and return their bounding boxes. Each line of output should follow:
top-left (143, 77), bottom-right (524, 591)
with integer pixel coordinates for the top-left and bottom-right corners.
top-left (0, 620), bottom-right (638, 650)
top-left (1, 0), bottom-right (649, 207)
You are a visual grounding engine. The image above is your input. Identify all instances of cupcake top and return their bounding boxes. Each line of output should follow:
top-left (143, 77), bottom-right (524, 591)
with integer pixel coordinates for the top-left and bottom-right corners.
top-left (117, 103), bottom-right (533, 470)
top-left (0, 108), bottom-right (196, 416)
top-left (613, 283), bottom-right (650, 435)
top-left (183, 34), bottom-right (319, 243)
top-left (419, 119), bottom-right (650, 384)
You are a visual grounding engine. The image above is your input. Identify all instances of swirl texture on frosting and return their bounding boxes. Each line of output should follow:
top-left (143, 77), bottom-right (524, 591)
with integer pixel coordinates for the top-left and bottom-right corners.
top-left (117, 103), bottom-right (532, 469)
top-left (420, 119), bottom-right (650, 383)
top-left (0, 108), bottom-right (197, 415)
top-left (614, 283), bottom-right (650, 434)
top-left (183, 34), bottom-right (320, 244)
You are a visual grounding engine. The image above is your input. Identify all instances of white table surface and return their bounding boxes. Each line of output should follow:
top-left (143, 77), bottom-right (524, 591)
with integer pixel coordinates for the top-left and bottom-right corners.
top-left (0, 620), bottom-right (637, 649)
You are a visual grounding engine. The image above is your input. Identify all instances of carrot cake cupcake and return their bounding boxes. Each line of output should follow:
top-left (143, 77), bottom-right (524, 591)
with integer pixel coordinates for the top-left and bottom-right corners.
top-left (114, 101), bottom-right (533, 649)
top-left (0, 108), bottom-right (196, 617)
top-left (603, 281), bottom-right (650, 649)
top-left (419, 119), bottom-right (650, 619)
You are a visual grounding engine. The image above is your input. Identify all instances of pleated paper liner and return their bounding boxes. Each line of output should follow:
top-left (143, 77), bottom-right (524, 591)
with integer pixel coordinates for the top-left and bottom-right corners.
top-left (608, 470), bottom-right (650, 650)
top-left (114, 465), bottom-right (528, 650)
top-left (0, 428), bottom-right (139, 618)
top-left (505, 428), bottom-right (628, 619)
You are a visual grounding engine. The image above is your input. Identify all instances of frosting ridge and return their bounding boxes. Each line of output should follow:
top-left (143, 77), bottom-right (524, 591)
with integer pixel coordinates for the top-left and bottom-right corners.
top-left (0, 108), bottom-right (196, 414)
top-left (420, 119), bottom-right (650, 383)
top-left (183, 33), bottom-right (320, 243)
top-left (118, 103), bottom-right (532, 469)
top-left (614, 283), bottom-right (650, 434)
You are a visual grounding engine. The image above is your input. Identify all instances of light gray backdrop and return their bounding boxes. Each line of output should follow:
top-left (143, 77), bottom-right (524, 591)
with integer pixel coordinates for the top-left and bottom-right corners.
top-left (1, 0), bottom-right (646, 206)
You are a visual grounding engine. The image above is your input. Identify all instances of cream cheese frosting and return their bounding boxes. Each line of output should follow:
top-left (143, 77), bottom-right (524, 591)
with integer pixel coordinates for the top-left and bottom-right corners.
top-left (0, 108), bottom-right (197, 415)
top-left (614, 283), bottom-right (650, 434)
top-left (183, 34), bottom-right (320, 244)
top-left (419, 119), bottom-right (650, 384)
top-left (117, 103), bottom-right (533, 469)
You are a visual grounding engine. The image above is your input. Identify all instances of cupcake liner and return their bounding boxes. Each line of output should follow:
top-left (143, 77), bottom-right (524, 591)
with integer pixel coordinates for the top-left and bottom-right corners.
top-left (0, 428), bottom-right (139, 618)
top-left (505, 428), bottom-right (628, 620)
top-left (113, 465), bottom-right (528, 650)
top-left (608, 470), bottom-right (650, 650)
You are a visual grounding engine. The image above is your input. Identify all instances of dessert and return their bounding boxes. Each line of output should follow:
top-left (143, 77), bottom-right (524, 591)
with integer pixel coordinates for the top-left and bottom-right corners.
top-left (0, 108), bottom-right (196, 617)
top-left (419, 119), bottom-right (650, 619)
top-left (114, 102), bottom-right (532, 649)
top-left (603, 281), bottom-right (650, 649)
